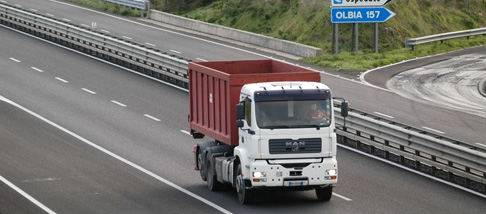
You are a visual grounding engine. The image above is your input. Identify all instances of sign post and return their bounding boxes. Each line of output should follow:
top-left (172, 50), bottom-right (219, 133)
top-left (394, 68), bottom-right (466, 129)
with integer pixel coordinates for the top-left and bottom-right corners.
top-left (330, 0), bottom-right (395, 54)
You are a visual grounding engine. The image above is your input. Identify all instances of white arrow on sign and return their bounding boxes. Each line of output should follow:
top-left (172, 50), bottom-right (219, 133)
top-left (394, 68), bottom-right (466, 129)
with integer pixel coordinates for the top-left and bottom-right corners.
top-left (332, 0), bottom-right (393, 7)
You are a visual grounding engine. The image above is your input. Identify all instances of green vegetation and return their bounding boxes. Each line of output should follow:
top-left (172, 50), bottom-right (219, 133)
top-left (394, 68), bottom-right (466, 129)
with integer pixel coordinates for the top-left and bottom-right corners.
top-left (178, 0), bottom-right (486, 70)
top-left (66, 0), bottom-right (486, 70)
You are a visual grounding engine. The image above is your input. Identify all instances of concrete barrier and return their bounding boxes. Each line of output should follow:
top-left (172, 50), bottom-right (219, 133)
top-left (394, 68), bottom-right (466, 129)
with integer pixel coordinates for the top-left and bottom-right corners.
top-left (149, 10), bottom-right (322, 58)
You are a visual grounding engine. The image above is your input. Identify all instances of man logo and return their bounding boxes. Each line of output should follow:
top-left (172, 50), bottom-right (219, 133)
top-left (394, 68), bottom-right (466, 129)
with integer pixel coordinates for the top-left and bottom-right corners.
top-left (286, 141), bottom-right (306, 152)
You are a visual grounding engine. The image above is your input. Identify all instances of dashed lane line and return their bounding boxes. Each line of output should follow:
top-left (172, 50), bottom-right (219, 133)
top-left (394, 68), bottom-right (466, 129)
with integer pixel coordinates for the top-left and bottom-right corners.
top-left (81, 88), bottom-right (97, 95)
top-left (143, 114), bottom-right (161, 122)
top-left (55, 77), bottom-right (69, 83)
top-left (111, 100), bottom-right (127, 107)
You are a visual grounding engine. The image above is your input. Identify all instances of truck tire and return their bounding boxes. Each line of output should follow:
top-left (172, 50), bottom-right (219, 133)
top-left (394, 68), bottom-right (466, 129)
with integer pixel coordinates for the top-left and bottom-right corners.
top-left (196, 141), bottom-right (216, 181)
top-left (315, 186), bottom-right (333, 201)
top-left (206, 152), bottom-right (223, 191)
top-left (236, 164), bottom-right (252, 204)
top-left (198, 148), bottom-right (207, 181)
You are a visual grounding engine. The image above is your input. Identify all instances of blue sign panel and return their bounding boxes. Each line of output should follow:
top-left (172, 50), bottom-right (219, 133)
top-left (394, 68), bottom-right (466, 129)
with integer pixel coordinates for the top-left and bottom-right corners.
top-left (333, 0), bottom-right (343, 5)
top-left (331, 7), bottom-right (396, 23)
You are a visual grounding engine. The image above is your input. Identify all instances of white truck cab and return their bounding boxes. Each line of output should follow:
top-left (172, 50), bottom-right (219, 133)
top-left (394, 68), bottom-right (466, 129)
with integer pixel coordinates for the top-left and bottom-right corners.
top-left (233, 82), bottom-right (339, 203)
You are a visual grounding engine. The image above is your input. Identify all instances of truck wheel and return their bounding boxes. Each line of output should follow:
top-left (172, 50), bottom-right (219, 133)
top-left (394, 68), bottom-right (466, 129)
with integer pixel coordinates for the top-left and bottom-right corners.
top-left (236, 164), bottom-right (252, 204)
top-left (198, 148), bottom-right (207, 181)
top-left (206, 153), bottom-right (222, 191)
top-left (315, 186), bottom-right (333, 201)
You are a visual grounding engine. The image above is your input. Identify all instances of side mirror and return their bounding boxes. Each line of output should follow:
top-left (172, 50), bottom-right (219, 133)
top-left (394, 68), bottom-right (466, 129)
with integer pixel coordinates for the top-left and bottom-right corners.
top-left (236, 103), bottom-right (245, 120)
top-left (236, 120), bottom-right (244, 128)
top-left (341, 101), bottom-right (349, 117)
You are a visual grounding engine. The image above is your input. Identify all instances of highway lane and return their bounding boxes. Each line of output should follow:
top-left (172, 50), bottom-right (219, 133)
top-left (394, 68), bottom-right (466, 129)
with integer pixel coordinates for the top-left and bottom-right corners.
top-left (0, 96), bottom-right (221, 214)
top-left (5, 0), bottom-right (486, 145)
top-left (1, 20), bottom-right (486, 213)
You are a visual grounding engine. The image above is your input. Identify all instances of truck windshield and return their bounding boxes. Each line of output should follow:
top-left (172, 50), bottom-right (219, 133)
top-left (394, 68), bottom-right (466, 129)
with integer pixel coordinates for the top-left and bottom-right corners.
top-left (255, 99), bottom-right (331, 129)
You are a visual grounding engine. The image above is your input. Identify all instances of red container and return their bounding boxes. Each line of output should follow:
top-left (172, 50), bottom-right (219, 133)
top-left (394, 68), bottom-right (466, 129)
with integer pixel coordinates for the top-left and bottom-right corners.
top-left (188, 60), bottom-right (321, 146)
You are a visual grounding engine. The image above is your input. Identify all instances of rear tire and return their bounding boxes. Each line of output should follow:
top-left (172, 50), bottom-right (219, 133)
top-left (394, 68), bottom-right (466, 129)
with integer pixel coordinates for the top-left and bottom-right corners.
top-left (196, 141), bottom-right (217, 181)
top-left (236, 164), bottom-right (252, 204)
top-left (315, 186), bottom-right (333, 201)
top-left (198, 148), bottom-right (207, 181)
top-left (206, 152), bottom-right (222, 191)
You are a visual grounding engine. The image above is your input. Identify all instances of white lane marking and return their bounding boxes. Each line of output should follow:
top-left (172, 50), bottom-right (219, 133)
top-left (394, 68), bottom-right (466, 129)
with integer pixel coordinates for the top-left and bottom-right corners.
top-left (0, 175), bottom-right (57, 214)
top-left (62, 18), bottom-right (71, 22)
top-left (30, 9), bottom-right (38, 12)
top-left (170, 50), bottom-right (181, 54)
top-left (333, 193), bottom-right (352, 201)
top-left (180, 130), bottom-right (191, 136)
top-left (111, 100), bottom-right (127, 107)
top-left (100, 29), bottom-right (110, 34)
top-left (46, 13), bottom-right (54, 17)
top-left (31, 67), bottom-right (44, 72)
top-left (0, 95), bottom-right (232, 214)
top-left (422, 126), bottom-right (445, 134)
top-left (475, 143), bottom-right (486, 148)
top-left (373, 112), bottom-right (395, 119)
top-left (9, 58), bottom-right (20, 63)
top-left (144, 114), bottom-right (161, 122)
top-left (22, 178), bottom-right (61, 183)
top-left (82, 88), bottom-right (97, 95)
top-left (122, 36), bottom-right (132, 40)
top-left (338, 144), bottom-right (486, 199)
top-left (196, 58), bottom-right (208, 62)
top-left (81, 24), bottom-right (90, 28)
top-left (145, 42), bottom-right (156, 47)
top-left (0, 24), bottom-right (189, 93)
top-left (55, 77), bottom-right (69, 83)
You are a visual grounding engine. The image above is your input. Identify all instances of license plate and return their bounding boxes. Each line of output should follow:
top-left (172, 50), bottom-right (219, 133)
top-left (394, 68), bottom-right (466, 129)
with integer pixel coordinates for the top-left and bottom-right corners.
top-left (284, 180), bottom-right (308, 186)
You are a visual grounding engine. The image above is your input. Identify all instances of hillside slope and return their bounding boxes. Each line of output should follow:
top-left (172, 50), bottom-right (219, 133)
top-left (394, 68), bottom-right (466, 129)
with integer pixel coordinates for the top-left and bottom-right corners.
top-left (181, 0), bottom-right (486, 50)
top-left (179, 0), bottom-right (486, 69)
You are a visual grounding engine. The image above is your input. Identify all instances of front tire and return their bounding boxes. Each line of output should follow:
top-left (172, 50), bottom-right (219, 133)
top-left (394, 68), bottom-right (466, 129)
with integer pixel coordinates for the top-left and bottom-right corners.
top-left (236, 164), bottom-right (252, 204)
top-left (315, 186), bottom-right (333, 201)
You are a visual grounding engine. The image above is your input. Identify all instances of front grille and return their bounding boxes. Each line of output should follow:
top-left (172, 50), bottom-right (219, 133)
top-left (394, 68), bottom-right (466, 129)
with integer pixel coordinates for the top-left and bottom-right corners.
top-left (269, 138), bottom-right (322, 154)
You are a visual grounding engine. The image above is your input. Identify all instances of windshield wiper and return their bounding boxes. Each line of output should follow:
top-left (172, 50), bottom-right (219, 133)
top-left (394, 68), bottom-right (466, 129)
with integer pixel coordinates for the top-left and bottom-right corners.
top-left (262, 125), bottom-right (291, 130)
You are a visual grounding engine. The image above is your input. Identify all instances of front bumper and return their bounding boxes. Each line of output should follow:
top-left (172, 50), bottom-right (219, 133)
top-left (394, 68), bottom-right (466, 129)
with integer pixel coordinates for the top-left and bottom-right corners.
top-left (248, 158), bottom-right (338, 187)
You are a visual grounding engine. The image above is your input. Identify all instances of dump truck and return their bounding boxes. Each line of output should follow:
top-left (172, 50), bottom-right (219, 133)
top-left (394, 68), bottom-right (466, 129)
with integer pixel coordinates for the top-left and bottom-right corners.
top-left (188, 60), bottom-right (348, 204)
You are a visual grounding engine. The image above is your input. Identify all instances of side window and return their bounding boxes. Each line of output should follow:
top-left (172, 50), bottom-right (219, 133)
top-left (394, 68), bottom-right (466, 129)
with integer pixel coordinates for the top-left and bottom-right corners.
top-left (244, 100), bottom-right (252, 127)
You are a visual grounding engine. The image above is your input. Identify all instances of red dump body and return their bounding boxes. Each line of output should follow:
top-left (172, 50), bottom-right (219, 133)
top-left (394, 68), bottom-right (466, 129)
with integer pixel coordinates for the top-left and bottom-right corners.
top-left (188, 60), bottom-right (321, 146)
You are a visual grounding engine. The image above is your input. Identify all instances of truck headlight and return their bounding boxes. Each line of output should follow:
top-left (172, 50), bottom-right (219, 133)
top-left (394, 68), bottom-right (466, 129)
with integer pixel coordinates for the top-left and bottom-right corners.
top-left (326, 169), bottom-right (337, 176)
top-left (252, 171), bottom-right (266, 178)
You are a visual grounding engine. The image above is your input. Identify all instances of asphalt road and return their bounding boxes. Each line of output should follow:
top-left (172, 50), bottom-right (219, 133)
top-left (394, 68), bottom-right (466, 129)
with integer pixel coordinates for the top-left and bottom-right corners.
top-left (5, 0), bottom-right (485, 145)
top-left (1, 16), bottom-right (486, 214)
top-left (387, 53), bottom-right (486, 118)
top-left (0, 0), bottom-right (485, 213)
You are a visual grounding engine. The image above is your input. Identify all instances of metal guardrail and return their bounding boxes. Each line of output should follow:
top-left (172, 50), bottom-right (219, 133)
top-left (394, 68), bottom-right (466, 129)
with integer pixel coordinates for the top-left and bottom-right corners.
top-left (1, 3), bottom-right (485, 195)
top-left (335, 107), bottom-right (486, 194)
top-left (0, 2), bottom-right (189, 88)
top-left (104, 0), bottom-right (150, 18)
top-left (405, 27), bottom-right (486, 50)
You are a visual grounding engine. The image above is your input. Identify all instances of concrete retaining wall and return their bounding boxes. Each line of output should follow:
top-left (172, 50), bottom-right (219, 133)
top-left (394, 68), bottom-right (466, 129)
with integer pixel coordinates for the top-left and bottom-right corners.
top-left (149, 10), bottom-right (322, 58)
